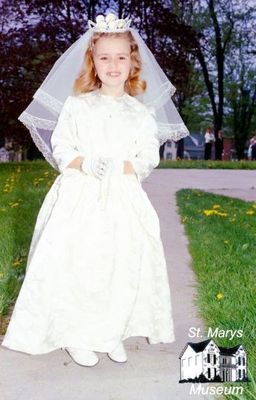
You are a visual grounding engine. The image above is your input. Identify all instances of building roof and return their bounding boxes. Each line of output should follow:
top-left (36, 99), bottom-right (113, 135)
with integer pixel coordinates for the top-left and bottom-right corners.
top-left (179, 339), bottom-right (212, 358)
top-left (219, 345), bottom-right (242, 356)
top-left (188, 339), bottom-right (212, 352)
top-left (179, 340), bottom-right (245, 359)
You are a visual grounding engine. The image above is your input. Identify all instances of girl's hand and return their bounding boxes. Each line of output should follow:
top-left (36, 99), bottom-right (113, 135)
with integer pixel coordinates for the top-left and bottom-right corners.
top-left (124, 160), bottom-right (136, 174)
top-left (67, 156), bottom-right (84, 169)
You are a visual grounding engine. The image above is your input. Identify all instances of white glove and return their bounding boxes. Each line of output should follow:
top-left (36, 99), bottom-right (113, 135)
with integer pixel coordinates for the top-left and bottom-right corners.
top-left (80, 156), bottom-right (110, 180)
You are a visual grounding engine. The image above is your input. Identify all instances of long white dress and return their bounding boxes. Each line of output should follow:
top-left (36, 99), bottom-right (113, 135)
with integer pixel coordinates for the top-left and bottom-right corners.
top-left (1, 90), bottom-right (176, 355)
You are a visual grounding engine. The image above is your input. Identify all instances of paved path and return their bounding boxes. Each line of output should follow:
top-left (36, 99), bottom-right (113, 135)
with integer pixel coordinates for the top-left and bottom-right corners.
top-left (0, 169), bottom-right (255, 400)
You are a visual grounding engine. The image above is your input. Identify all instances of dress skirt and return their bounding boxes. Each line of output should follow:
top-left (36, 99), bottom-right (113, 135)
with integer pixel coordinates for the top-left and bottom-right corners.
top-left (1, 167), bottom-right (175, 355)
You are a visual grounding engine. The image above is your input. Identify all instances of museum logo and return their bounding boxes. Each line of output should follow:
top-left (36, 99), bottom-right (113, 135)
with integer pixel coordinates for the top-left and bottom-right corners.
top-left (178, 338), bottom-right (249, 396)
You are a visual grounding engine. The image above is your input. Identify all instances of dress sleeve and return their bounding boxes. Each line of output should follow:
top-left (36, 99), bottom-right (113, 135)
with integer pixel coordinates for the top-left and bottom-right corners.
top-left (129, 110), bottom-right (160, 183)
top-left (50, 96), bottom-right (84, 173)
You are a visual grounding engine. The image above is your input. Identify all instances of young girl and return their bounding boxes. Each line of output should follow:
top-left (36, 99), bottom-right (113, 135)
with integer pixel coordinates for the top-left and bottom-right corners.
top-left (1, 12), bottom-right (189, 367)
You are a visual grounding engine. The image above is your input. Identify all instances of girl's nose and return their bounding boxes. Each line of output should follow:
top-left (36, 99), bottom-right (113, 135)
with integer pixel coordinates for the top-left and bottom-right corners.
top-left (109, 58), bottom-right (118, 69)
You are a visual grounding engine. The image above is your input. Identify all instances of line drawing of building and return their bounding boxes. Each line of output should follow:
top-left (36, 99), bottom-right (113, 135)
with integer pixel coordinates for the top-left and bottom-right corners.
top-left (179, 339), bottom-right (247, 383)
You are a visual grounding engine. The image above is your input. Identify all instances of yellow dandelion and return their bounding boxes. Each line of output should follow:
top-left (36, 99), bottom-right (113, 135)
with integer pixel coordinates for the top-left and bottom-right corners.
top-left (44, 171), bottom-right (49, 175)
top-left (10, 203), bottom-right (19, 208)
top-left (216, 293), bottom-right (224, 301)
top-left (38, 178), bottom-right (44, 181)
top-left (252, 204), bottom-right (256, 209)
top-left (216, 212), bottom-right (228, 217)
top-left (203, 209), bottom-right (215, 216)
top-left (212, 204), bottom-right (221, 209)
top-left (246, 210), bottom-right (254, 215)
top-left (13, 259), bottom-right (21, 267)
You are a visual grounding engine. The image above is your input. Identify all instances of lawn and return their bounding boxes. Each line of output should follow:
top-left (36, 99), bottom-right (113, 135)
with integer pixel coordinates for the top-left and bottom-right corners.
top-left (176, 188), bottom-right (256, 399)
top-left (159, 159), bottom-right (256, 169)
top-left (0, 161), bottom-right (58, 332)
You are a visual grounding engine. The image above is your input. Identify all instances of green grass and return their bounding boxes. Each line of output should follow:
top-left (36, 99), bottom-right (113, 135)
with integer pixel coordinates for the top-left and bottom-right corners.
top-left (158, 159), bottom-right (256, 169)
top-left (176, 189), bottom-right (256, 399)
top-left (0, 161), bottom-right (58, 332)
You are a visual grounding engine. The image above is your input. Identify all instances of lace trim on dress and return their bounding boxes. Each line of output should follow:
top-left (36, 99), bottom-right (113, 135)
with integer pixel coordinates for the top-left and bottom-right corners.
top-left (78, 90), bottom-right (145, 121)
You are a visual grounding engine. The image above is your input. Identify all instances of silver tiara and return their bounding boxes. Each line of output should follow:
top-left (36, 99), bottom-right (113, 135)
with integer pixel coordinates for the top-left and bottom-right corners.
top-left (88, 12), bottom-right (132, 33)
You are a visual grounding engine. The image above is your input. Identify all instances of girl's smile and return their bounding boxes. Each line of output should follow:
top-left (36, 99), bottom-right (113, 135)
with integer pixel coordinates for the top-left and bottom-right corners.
top-left (107, 71), bottom-right (121, 77)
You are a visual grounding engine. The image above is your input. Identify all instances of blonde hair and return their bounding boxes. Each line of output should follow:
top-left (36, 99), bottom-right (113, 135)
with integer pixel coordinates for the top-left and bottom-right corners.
top-left (73, 31), bottom-right (146, 96)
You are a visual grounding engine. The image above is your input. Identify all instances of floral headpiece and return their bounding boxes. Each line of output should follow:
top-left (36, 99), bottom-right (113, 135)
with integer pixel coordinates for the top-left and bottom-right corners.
top-left (88, 12), bottom-right (132, 32)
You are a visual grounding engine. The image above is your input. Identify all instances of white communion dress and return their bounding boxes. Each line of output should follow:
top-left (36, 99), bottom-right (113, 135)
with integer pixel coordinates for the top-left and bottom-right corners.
top-left (2, 89), bottom-right (176, 355)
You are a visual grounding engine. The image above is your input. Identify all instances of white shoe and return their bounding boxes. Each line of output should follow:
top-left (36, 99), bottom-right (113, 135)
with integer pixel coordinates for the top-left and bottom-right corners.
top-left (65, 347), bottom-right (99, 367)
top-left (108, 342), bottom-right (127, 363)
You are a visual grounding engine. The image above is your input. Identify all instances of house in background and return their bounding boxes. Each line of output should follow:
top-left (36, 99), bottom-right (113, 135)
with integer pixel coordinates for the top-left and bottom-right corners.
top-left (179, 339), bottom-right (247, 383)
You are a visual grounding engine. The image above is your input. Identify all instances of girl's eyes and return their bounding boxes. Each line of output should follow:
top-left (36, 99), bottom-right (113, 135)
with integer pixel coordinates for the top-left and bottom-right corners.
top-left (99, 56), bottom-right (127, 61)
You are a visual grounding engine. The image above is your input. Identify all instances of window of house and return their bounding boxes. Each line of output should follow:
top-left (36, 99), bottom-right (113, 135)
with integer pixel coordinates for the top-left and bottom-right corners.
top-left (207, 354), bottom-right (210, 363)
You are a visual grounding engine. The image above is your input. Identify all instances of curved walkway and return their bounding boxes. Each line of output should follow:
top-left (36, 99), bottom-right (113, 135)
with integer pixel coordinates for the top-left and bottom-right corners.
top-left (0, 169), bottom-right (255, 400)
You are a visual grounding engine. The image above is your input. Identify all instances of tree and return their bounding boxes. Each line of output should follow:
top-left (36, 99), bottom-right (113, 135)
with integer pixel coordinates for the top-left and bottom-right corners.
top-left (224, 5), bottom-right (256, 158)
top-left (0, 0), bottom-right (103, 151)
top-left (166, 0), bottom-right (256, 158)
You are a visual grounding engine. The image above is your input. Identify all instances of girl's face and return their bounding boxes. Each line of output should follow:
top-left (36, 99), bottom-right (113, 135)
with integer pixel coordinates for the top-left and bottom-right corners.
top-left (93, 36), bottom-right (131, 94)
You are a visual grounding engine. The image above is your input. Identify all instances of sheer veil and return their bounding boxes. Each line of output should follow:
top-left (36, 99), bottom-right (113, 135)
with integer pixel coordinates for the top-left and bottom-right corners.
top-left (18, 13), bottom-right (190, 171)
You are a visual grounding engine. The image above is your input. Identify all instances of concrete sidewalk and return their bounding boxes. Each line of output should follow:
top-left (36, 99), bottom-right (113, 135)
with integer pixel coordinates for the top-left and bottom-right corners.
top-left (0, 169), bottom-right (255, 400)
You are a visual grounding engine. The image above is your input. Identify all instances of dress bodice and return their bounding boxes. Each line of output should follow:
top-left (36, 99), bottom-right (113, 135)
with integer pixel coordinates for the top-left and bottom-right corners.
top-left (70, 90), bottom-right (152, 160)
top-left (50, 89), bottom-right (160, 184)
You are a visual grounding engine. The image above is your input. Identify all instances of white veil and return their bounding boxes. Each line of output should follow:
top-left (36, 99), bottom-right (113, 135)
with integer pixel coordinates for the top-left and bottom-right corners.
top-left (18, 14), bottom-right (190, 171)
